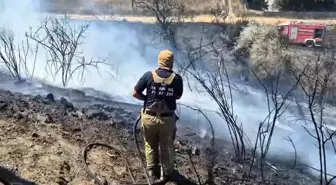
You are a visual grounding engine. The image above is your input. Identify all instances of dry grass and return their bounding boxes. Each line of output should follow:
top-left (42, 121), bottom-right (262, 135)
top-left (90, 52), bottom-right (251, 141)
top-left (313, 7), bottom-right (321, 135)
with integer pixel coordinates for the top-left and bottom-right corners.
top-left (243, 16), bottom-right (336, 25)
top-left (45, 0), bottom-right (225, 14)
top-left (45, 0), bottom-right (247, 15)
top-left (92, 0), bottom-right (226, 13)
top-left (61, 13), bottom-right (336, 25)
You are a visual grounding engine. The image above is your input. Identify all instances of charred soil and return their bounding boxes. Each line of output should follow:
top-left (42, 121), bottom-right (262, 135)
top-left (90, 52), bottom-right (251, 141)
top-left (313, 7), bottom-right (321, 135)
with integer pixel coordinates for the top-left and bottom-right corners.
top-left (0, 88), bottom-right (319, 185)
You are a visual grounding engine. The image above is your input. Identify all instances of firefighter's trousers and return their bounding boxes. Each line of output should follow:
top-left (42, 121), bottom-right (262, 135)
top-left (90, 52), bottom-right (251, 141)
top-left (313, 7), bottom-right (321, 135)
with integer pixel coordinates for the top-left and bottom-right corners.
top-left (140, 111), bottom-right (177, 176)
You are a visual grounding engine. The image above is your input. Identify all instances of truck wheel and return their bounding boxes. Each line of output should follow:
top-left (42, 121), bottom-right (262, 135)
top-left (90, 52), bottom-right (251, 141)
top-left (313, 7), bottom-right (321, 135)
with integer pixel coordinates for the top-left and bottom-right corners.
top-left (305, 40), bottom-right (315, 47)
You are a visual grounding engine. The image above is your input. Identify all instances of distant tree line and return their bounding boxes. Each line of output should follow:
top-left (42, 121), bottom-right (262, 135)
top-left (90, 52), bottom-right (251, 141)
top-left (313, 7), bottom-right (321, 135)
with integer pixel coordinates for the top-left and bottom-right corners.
top-left (247, 0), bottom-right (336, 11)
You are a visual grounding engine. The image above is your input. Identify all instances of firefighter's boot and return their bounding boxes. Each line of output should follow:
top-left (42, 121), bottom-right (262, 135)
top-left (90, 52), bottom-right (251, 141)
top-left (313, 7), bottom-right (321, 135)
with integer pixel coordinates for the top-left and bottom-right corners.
top-left (148, 169), bottom-right (162, 183)
top-left (148, 165), bottom-right (160, 179)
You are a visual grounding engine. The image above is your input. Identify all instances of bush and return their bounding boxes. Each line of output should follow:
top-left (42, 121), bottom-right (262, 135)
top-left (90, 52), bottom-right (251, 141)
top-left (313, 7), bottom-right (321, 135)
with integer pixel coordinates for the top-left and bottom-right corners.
top-left (235, 22), bottom-right (291, 81)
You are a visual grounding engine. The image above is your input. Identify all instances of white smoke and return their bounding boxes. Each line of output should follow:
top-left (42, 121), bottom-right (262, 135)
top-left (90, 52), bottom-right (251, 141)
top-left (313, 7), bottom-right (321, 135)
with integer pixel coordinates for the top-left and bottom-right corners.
top-left (265, 0), bottom-right (280, 11)
top-left (0, 0), bottom-right (335, 182)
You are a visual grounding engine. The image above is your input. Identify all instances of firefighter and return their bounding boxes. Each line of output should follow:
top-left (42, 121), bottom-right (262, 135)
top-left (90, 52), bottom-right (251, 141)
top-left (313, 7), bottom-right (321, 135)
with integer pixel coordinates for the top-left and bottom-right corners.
top-left (132, 49), bottom-right (183, 182)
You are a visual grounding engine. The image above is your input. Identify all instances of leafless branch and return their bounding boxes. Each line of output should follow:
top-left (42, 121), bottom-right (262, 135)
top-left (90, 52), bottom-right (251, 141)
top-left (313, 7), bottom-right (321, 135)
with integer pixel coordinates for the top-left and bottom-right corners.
top-left (133, 0), bottom-right (187, 49)
top-left (178, 103), bottom-right (215, 147)
top-left (293, 50), bottom-right (336, 185)
top-left (0, 27), bottom-right (38, 81)
top-left (245, 36), bottom-right (304, 179)
top-left (285, 136), bottom-right (297, 169)
top-left (26, 15), bottom-right (112, 87)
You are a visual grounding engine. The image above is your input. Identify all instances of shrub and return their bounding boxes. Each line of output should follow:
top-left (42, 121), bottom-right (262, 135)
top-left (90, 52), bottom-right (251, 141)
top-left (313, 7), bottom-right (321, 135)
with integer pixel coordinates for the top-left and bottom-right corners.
top-left (235, 22), bottom-right (291, 81)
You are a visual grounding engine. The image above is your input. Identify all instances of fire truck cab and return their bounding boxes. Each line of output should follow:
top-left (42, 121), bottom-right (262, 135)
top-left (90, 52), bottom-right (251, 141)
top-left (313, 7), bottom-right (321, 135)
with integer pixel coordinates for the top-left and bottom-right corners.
top-left (278, 21), bottom-right (326, 47)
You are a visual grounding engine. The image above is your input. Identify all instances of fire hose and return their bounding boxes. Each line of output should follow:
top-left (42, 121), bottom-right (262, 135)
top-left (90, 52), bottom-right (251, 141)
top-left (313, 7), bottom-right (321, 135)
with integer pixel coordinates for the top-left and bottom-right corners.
top-left (82, 115), bottom-right (154, 185)
top-left (82, 114), bottom-right (201, 185)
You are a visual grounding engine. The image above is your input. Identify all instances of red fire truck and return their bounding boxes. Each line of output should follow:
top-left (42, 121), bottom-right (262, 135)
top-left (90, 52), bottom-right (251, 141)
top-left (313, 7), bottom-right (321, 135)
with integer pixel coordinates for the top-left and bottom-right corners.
top-left (278, 21), bottom-right (326, 47)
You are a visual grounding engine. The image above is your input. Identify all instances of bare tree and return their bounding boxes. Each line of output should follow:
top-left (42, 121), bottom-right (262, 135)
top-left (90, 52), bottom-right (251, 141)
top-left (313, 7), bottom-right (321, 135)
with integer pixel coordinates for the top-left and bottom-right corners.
top-left (132, 0), bottom-right (187, 49)
top-left (293, 52), bottom-right (336, 185)
top-left (0, 28), bottom-right (38, 81)
top-left (26, 15), bottom-right (110, 87)
top-left (247, 64), bottom-right (304, 180)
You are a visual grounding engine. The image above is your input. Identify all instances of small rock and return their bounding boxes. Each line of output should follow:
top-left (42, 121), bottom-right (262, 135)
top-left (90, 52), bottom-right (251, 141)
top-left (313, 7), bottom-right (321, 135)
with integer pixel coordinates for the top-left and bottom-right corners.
top-left (45, 93), bottom-right (55, 102)
top-left (103, 105), bottom-right (118, 112)
top-left (57, 176), bottom-right (68, 185)
top-left (60, 161), bottom-right (71, 173)
top-left (109, 120), bottom-right (115, 126)
top-left (76, 138), bottom-right (82, 142)
top-left (113, 166), bottom-right (126, 176)
top-left (70, 112), bottom-right (78, 117)
top-left (191, 146), bottom-right (200, 156)
top-left (111, 118), bottom-right (125, 125)
top-left (0, 102), bottom-right (8, 110)
top-left (71, 111), bottom-right (86, 120)
top-left (102, 178), bottom-right (108, 185)
top-left (45, 114), bottom-right (54, 123)
top-left (71, 127), bottom-right (81, 132)
top-left (32, 132), bottom-right (39, 138)
top-left (31, 95), bottom-right (43, 102)
top-left (13, 112), bottom-right (24, 119)
top-left (60, 97), bottom-right (74, 110)
top-left (36, 114), bottom-right (54, 123)
top-left (86, 109), bottom-right (109, 120)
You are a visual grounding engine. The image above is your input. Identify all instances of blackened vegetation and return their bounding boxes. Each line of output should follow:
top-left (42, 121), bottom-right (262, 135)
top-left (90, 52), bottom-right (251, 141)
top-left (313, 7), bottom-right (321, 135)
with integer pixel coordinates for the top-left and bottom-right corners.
top-left (0, 86), bottom-right (319, 185)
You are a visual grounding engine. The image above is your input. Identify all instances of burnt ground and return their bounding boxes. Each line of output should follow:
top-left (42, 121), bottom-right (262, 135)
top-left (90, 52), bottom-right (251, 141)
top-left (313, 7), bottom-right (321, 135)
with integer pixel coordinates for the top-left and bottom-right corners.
top-left (0, 87), bottom-right (320, 185)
